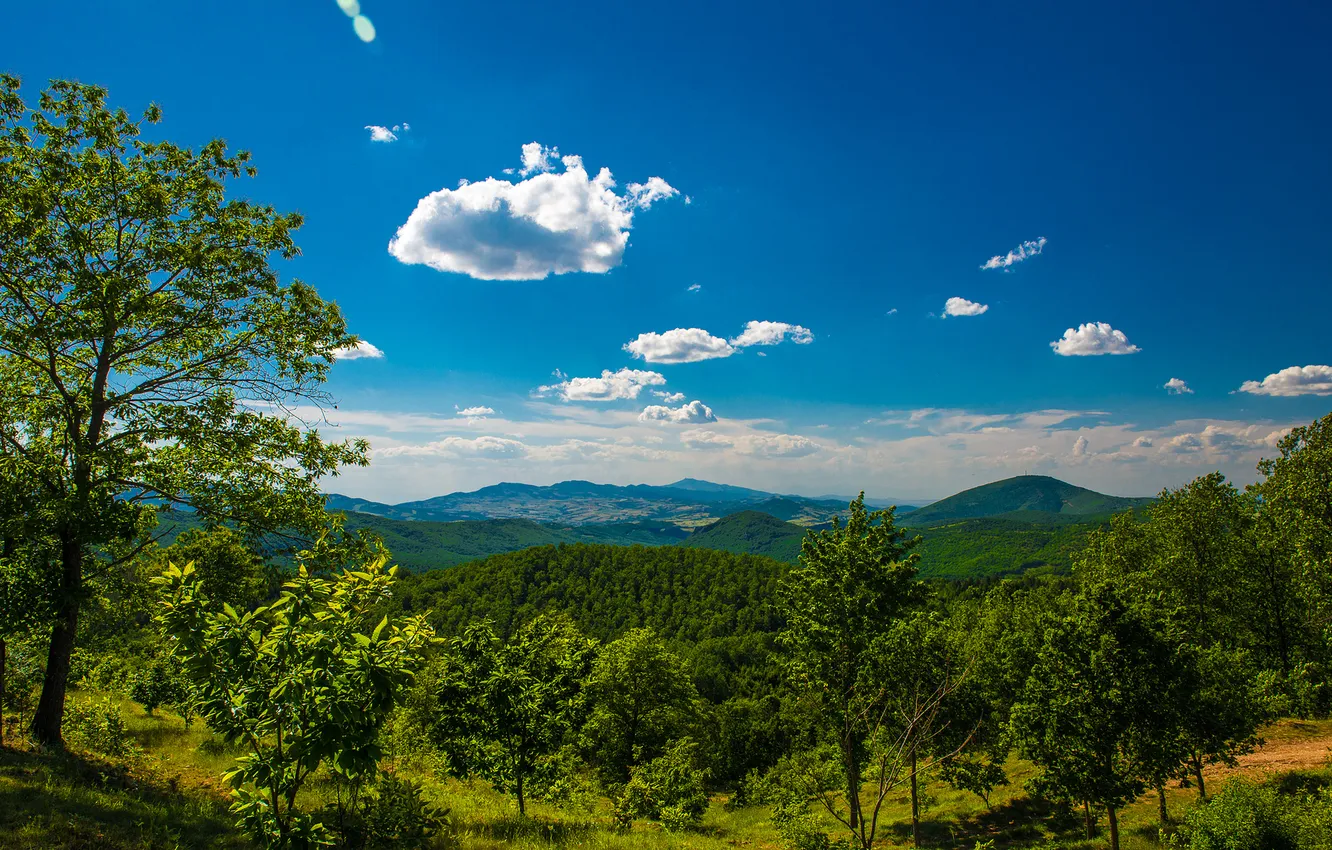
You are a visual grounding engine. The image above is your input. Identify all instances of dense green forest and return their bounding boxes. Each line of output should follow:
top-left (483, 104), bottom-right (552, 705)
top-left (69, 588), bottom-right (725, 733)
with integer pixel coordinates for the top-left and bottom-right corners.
top-left (7, 78), bottom-right (1332, 850)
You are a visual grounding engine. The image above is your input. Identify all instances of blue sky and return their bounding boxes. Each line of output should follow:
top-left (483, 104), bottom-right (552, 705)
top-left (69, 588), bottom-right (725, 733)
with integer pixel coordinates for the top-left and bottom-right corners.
top-left (9, 0), bottom-right (1332, 501)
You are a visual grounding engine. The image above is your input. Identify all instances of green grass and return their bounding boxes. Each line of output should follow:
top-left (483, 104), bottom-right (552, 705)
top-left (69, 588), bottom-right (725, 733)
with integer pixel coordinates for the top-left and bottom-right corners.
top-left (5, 697), bottom-right (1331, 850)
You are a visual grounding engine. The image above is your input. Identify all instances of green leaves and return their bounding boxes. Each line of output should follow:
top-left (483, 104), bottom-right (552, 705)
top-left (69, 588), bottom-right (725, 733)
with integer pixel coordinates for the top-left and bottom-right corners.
top-left (1, 76), bottom-right (371, 743)
top-left (154, 552), bottom-right (434, 848)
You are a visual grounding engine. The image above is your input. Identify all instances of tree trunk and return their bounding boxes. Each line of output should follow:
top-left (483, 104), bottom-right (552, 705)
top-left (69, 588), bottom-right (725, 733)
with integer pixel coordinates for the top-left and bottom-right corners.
top-left (517, 771), bottom-right (526, 817)
top-left (1157, 779), bottom-right (1169, 824)
top-left (30, 534), bottom-right (82, 747)
top-left (1192, 754), bottom-right (1207, 801)
top-left (844, 735), bottom-right (861, 830)
top-left (1083, 800), bottom-right (1094, 839)
top-left (910, 745), bottom-right (921, 848)
top-left (0, 637), bottom-right (6, 746)
top-left (1107, 804), bottom-right (1120, 850)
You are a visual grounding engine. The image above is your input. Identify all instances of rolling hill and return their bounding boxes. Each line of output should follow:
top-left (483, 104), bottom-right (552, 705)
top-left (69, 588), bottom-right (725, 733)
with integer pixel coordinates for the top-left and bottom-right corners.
top-left (902, 475), bottom-right (1152, 525)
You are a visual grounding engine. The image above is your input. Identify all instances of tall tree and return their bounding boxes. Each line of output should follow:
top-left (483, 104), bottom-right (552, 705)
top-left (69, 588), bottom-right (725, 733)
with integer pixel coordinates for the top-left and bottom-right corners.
top-left (774, 493), bottom-right (926, 847)
top-left (1011, 582), bottom-right (1184, 850)
top-left (431, 615), bottom-right (598, 815)
top-left (0, 77), bottom-right (366, 745)
top-left (581, 627), bottom-right (699, 788)
top-left (1255, 413), bottom-right (1332, 675)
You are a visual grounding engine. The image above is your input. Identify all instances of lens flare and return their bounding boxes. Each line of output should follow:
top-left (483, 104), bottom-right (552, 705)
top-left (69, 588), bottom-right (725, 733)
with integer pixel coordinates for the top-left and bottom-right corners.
top-left (353, 14), bottom-right (376, 42)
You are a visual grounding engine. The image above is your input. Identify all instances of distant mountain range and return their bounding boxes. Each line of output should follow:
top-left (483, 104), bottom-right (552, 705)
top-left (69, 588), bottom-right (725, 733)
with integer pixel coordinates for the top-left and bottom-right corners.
top-left (312, 474), bottom-right (1155, 579)
top-left (325, 478), bottom-right (921, 528)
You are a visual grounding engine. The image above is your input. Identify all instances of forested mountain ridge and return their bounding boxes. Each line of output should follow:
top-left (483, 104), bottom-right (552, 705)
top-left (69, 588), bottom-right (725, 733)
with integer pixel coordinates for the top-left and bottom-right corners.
top-left (903, 474), bottom-right (1152, 524)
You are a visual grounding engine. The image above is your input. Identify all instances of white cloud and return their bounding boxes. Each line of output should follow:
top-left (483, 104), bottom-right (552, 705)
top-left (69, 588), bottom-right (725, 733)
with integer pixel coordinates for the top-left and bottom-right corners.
top-left (738, 433), bottom-right (821, 458)
top-left (1164, 378), bottom-right (1193, 395)
top-left (365, 125), bottom-right (398, 143)
top-left (519, 142), bottom-right (558, 176)
top-left (680, 429), bottom-right (734, 450)
top-left (1133, 436), bottom-right (1154, 448)
top-left (1237, 365), bottom-right (1332, 397)
top-left (687, 283), bottom-right (702, 292)
top-left (730, 320), bottom-right (814, 347)
top-left (456, 406), bottom-right (496, 417)
top-left (652, 391), bottom-right (687, 403)
top-left (625, 320), bottom-right (815, 364)
top-left (625, 177), bottom-right (680, 209)
top-left (639, 400), bottom-right (716, 424)
top-left (387, 143), bottom-right (678, 281)
top-left (1049, 322), bottom-right (1140, 356)
top-left (943, 296), bottom-right (989, 318)
top-left (538, 368), bottom-right (666, 402)
top-left (376, 435), bottom-right (527, 459)
top-left (981, 237), bottom-right (1046, 270)
top-left (887, 308), bottom-right (898, 315)
top-left (334, 340), bottom-right (385, 360)
top-left (1072, 435), bottom-right (1090, 457)
top-left (624, 328), bottom-right (734, 364)
top-left (336, 0), bottom-right (359, 16)
top-left (684, 195), bottom-right (693, 205)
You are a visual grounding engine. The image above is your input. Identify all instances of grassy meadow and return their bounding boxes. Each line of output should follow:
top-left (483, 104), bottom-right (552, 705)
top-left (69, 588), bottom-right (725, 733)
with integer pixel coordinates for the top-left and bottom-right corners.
top-left (5, 692), bottom-right (1330, 850)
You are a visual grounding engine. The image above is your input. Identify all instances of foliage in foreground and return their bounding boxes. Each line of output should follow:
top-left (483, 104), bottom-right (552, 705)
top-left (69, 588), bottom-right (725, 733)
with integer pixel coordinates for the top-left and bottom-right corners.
top-left (155, 557), bottom-right (434, 848)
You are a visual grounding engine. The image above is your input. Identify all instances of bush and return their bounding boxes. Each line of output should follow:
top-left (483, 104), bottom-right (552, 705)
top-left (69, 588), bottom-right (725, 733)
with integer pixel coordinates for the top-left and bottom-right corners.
top-left (1169, 779), bottom-right (1332, 850)
top-left (323, 771), bottom-right (450, 850)
top-left (129, 658), bottom-right (187, 715)
top-left (63, 696), bottom-right (138, 758)
top-left (614, 738), bottom-right (711, 831)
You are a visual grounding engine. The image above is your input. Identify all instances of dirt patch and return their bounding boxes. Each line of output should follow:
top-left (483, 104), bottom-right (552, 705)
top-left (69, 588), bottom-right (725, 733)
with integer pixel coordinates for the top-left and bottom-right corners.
top-left (1207, 734), bottom-right (1332, 780)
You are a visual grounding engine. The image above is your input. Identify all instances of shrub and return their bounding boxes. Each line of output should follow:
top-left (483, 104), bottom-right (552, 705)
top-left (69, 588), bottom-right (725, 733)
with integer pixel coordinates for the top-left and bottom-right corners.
top-left (614, 738), bottom-right (711, 831)
top-left (63, 696), bottom-right (138, 758)
top-left (326, 771), bottom-right (450, 849)
top-left (1169, 779), bottom-right (1332, 850)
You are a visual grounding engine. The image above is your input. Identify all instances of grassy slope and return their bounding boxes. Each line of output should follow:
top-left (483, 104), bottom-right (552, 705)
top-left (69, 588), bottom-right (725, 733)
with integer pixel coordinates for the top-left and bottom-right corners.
top-left (7, 694), bottom-right (1329, 850)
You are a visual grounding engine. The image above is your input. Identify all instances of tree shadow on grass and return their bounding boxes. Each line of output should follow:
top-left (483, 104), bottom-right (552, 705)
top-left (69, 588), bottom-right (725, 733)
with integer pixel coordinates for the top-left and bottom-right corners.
top-left (885, 794), bottom-right (1080, 848)
top-left (0, 742), bottom-right (250, 849)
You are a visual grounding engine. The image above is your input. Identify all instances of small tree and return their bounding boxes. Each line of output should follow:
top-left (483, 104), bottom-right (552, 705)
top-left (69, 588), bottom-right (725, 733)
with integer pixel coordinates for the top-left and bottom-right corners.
top-left (582, 628), bottom-right (699, 788)
top-left (155, 555), bottom-right (433, 849)
top-left (431, 615), bottom-right (597, 815)
top-left (160, 527), bottom-right (267, 609)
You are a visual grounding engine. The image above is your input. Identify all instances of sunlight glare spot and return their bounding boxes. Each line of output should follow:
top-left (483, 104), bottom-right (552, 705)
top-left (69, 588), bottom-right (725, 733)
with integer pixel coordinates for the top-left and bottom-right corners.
top-left (353, 14), bottom-right (376, 42)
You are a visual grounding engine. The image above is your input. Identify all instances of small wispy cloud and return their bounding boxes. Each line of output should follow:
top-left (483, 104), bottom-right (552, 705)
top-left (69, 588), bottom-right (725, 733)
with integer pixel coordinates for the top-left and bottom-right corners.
top-left (687, 283), bottom-right (702, 292)
top-left (456, 405), bottom-right (496, 417)
top-left (981, 237), bottom-right (1047, 270)
top-left (1164, 378), bottom-right (1193, 395)
top-left (886, 308), bottom-right (898, 316)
